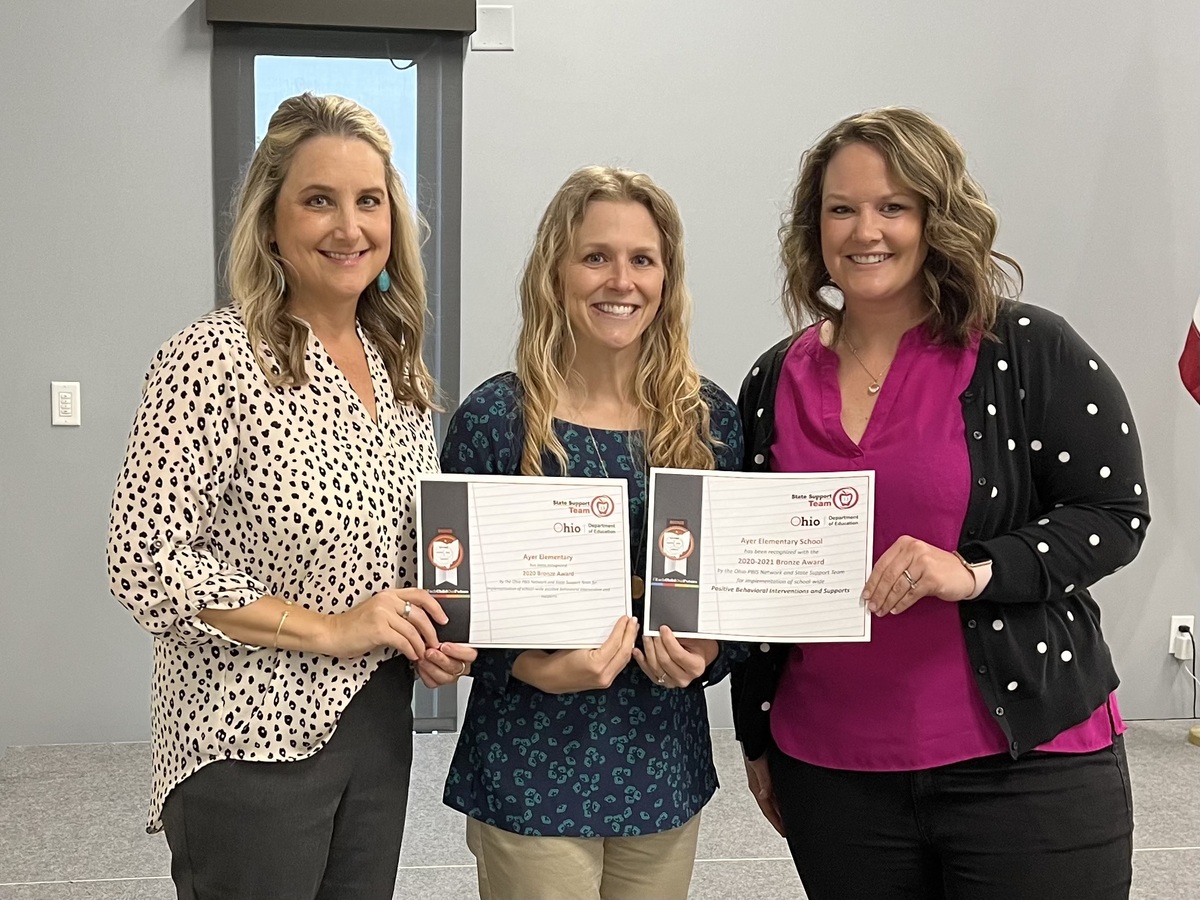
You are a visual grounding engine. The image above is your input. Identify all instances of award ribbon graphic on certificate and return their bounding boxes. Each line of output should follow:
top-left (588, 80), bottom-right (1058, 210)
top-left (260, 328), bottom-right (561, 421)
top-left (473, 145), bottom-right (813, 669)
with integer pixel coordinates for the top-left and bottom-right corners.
top-left (658, 519), bottom-right (694, 576)
top-left (427, 528), bottom-right (464, 586)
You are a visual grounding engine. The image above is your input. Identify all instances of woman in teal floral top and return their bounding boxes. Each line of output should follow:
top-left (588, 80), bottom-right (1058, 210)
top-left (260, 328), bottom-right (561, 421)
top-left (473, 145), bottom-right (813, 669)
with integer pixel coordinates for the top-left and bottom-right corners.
top-left (440, 166), bottom-right (744, 900)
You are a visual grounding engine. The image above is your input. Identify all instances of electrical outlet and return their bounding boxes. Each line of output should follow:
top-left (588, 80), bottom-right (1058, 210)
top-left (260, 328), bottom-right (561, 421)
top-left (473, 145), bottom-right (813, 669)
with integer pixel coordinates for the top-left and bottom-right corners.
top-left (1169, 615), bottom-right (1195, 660)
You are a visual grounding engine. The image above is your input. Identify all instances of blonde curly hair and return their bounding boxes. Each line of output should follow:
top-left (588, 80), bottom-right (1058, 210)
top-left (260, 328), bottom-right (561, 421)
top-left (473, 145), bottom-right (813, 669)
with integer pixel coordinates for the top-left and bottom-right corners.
top-left (516, 166), bottom-right (717, 476)
top-left (780, 106), bottom-right (1021, 346)
top-left (226, 92), bottom-right (435, 410)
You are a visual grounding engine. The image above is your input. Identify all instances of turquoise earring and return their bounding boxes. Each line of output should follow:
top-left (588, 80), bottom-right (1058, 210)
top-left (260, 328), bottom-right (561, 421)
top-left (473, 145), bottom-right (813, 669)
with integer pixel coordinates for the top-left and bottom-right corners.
top-left (376, 270), bottom-right (391, 292)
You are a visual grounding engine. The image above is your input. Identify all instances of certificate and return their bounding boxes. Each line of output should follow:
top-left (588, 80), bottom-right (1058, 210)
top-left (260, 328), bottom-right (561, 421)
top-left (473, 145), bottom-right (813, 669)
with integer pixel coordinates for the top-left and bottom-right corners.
top-left (644, 468), bottom-right (874, 643)
top-left (417, 474), bottom-right (632, 648)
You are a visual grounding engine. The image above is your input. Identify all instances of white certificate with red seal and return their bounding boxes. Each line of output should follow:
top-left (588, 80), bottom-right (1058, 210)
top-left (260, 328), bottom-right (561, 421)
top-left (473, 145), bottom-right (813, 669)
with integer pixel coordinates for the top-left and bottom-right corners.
top-left (416, 474), bottom-right (631, 648)
top-left (644, 468), bottom-right (874, 643)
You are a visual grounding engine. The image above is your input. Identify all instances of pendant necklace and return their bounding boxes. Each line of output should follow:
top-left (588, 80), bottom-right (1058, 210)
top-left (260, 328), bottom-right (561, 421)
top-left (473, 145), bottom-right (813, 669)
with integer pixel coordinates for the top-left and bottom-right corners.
top-left (843, 338), bottom-right (889, 395)
top-left (584, 423), bottom-right (648, 600)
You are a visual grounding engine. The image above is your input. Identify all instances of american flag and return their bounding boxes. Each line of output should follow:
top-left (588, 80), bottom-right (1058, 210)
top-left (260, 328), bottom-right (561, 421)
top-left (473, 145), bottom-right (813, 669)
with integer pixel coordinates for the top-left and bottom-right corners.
top-left (1183, 296), bottom-right (1200, 403)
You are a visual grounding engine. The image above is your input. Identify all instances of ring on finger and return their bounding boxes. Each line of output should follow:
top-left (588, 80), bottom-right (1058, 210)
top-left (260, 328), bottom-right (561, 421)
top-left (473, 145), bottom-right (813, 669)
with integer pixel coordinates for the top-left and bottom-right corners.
top-left (902, 569), bottom-right (918, 591)
top-left (456, 661), bottom-right (468, 677)
top-left (402, 600), bottom-right (412, 619)
top-left (657, 671), bottom-right (668, 685)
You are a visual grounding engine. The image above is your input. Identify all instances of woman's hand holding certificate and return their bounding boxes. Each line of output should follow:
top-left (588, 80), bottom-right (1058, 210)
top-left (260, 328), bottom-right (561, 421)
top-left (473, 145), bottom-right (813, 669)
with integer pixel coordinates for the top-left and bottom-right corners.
top-left (633, 626), bottom-right (719, 688)
top-left (512, 615), bottom-right (639, 693)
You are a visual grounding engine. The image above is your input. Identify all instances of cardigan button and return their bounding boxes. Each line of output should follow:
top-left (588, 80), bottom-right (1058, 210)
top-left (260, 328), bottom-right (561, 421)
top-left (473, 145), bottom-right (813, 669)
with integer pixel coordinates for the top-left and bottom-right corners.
top-left (962, 390), bottom-right (975, 400)
top-left (977, 665), bottom-right (988, 674)
top-left (972, 431), bottom-right (983, 440)
top-left (976, 477), bottom-right (987, 486)
top-left (967, 619), bottom-right (977, 628)
top-left (995, 707), bottom-right (1005, 716)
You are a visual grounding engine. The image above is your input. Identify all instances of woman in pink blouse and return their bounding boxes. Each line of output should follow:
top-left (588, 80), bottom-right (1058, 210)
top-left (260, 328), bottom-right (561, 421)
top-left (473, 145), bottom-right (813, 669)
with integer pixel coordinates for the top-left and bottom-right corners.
top-left (733, 107), bottom-right (1148, 899)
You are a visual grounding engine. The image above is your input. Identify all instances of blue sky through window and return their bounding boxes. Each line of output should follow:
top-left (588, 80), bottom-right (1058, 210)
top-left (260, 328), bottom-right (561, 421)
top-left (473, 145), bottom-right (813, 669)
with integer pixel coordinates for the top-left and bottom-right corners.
top-left (254, 56), bottom-right (419, 201)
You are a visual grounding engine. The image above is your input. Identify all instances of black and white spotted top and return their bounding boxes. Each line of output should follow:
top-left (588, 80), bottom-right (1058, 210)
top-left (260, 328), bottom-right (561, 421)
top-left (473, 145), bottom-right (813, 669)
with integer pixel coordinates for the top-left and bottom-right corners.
top-left (107, 305), bottom-right (438, 833)
top-left (731, 301), bottom-right (1150, 760)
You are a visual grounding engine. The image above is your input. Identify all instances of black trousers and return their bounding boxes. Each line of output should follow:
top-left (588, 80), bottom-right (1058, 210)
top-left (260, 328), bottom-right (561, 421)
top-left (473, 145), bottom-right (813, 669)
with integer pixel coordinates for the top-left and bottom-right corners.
top-left (162, 657), bottom-right (415, 900)
top-left (770, 736), bottom-right (1134, 900)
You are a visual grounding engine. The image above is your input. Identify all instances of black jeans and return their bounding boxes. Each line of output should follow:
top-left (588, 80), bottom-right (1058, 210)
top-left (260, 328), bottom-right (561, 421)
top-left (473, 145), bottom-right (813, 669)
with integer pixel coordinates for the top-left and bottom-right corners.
top-left (770, 736), bottom-right (1134, 900)
top-left (162, 657), bottom-right (415, 900)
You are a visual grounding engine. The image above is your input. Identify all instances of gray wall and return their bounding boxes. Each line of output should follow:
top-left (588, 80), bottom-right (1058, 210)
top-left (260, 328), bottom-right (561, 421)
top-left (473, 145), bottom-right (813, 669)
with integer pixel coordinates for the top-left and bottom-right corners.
top-left (3, 0), bottom-right (1198, 749)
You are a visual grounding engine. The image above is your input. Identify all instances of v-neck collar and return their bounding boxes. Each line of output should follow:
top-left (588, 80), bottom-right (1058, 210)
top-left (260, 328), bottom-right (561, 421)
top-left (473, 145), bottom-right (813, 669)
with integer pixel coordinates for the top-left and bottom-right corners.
top-left (813, 322), bottom-right (927, 455)
top-left (304, 320), bottom-right (387, 430)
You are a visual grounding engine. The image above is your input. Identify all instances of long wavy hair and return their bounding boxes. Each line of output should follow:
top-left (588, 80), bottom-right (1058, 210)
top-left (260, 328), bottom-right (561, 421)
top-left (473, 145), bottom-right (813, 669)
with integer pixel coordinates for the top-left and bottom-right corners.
top-left (226, 92), bottom-right (435, 410)
top-left (779, 106), bottom-right (1022, 346)
top-left (516, 166), bottom-right (716, 476)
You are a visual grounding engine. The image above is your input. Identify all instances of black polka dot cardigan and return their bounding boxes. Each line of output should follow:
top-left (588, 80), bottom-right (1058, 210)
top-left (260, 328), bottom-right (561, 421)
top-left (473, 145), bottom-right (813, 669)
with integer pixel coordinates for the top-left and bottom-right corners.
top-left (731, 301), bottom-right (1150, 761)
top-left (107, 306), bottom-right (439, 831)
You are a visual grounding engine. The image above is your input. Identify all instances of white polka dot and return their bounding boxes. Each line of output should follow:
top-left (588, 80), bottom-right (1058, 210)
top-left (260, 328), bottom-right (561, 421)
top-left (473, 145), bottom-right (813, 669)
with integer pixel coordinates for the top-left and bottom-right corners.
top-left (1058, 451), bottom-right (1070, 463)
top-left (1037, 542), bottom-right (1049, 553)
top-left (1036, 642), bottom-right (1048, 654)
top-left (756, 408), bottom-right (763, 418)
top-left (1038, 518), bottom-right (1050, 525)
top-left (752, 366), bottom-right (760, 376)
top-left (987, 404), bottom-right (997, 416)
top-left (992, 619), bottom-right (1004, 631)
top-left (1031, 440), bottom-right (1042, 451)
top-left (1121, 423), bottom-right (1129, 434)
top-left (753, 453), bottom-right (764, 465)
top-left (1134, 483), bottom-right (1142, 496)
top-left (760, 643), bottom-right (770, 653)
top-left (1131, 518), bottom-right (1140, 529)
top-left (1054, 503), bottom-right (1064, 508)
top-left (1061, 650), bottom-right (1073, 662)
top-left (1088, 534), bottom-right (1100, 546)
top-left (1065, 584), bottom-right (1075, 593)
top-left (1067, 610), bottom-right (1075, 621)
top-left (1018, 317), bottom-right (1031, 326)
top-left (1019, 388), bottom-right (1026, 400)
top-left (1007, 681), bottom-right (1018, 691)
top-left (997, 360), bottom-right (1009, 371)
top-left (760, 701), bottom-right (771, 711)
top-left (990, 486), bottom-right (998, 499)
top-left (1099, 466), bottom-right (1110, 478)
top-left (1086, 403), bottom-right (1098, 415)
top-left (1007, 439), bottom-right (1016, 451)
top-left (1088, 359), bottom-right (1098, 371)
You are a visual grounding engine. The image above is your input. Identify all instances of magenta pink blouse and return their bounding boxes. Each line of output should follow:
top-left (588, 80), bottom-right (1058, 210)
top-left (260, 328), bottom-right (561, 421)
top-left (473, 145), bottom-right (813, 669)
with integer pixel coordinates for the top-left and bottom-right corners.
top-left (768, 324), bottom-right (1121, 770)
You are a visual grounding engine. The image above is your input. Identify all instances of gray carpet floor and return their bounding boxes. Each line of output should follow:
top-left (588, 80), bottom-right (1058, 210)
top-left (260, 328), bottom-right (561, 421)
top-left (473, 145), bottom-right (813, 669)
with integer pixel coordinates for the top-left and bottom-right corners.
top-left (1, 722), bottom-right (1197, 898)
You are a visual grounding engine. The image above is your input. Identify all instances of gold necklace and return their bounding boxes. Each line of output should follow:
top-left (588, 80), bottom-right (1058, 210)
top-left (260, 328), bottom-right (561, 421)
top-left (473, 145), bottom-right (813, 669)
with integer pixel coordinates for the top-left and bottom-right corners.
top-left (584, 424), bottom-right (651, 600)
top-left (842, 338), bottom-right (889, 395)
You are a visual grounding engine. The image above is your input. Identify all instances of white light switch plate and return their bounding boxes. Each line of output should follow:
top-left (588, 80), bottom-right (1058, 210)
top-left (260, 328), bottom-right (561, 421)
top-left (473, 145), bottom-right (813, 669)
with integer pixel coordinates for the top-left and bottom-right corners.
top-left (52, 381), bottom-right (81, 426)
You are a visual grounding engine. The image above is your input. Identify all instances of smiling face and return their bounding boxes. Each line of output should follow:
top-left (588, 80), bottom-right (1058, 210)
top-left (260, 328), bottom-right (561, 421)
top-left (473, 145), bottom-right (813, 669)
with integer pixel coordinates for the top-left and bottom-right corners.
top-left (820, 142), bottom-right (928, 313)
top-left (560, 200), bottom-right (664, 362)
top-left (271, 135), bottom-right (391, 311)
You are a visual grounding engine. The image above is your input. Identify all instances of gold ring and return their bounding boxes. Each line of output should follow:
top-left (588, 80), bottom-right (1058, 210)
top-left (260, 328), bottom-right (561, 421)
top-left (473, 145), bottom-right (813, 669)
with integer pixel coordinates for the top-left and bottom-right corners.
top-left (657, 672), bottom-right (667, 685)
top-left (903, 569), bottom-right (918, 590)
top-left (456, 661), bottom-right (468, 677)
top-left (402, 600), bottom-right (412, 619)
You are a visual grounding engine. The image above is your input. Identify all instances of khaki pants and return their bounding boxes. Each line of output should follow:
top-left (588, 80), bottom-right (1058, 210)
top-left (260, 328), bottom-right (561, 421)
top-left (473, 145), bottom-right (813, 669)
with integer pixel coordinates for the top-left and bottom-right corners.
top-left (465, 814), bottom-right (702, 900)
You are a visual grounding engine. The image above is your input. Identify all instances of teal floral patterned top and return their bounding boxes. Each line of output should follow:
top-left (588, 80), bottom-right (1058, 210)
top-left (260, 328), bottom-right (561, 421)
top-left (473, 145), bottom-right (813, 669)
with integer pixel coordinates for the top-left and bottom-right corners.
top-left (440, 372), bottom-right (745, 836)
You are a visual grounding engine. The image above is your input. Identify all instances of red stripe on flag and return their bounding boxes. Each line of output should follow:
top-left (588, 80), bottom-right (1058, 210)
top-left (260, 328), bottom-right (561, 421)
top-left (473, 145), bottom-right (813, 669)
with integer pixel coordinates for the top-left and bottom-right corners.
top-left (1182, 298), bottom-right (1200, 403)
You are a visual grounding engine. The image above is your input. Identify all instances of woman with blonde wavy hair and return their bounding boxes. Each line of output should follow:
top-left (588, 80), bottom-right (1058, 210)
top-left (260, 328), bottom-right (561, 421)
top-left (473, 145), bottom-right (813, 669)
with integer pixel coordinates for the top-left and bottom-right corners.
top-left (733, 107), bottom-right (1148, 899)
top-left (108, 92), bottom-right (474, 899)
top-left (439, 165), bottom-right (744, 900)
